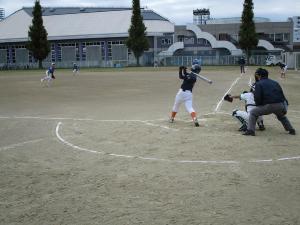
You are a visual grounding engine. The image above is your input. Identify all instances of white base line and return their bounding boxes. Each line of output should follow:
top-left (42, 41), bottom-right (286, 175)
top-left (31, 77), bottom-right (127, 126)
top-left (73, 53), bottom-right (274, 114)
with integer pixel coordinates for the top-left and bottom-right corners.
top-left (214, 74), bottom-right (243, 112)
top-left (0, 138), bottom-right (45, 152)
top-left (0, 115), bottom-right (178, 131)
top-left (55, 122), bottom-right (300, 164)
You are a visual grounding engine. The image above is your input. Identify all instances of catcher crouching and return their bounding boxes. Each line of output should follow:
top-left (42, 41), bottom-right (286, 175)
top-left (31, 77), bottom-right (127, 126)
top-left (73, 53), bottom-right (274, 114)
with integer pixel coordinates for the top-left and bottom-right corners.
top-left (224, 86), bottom-right (265, 132)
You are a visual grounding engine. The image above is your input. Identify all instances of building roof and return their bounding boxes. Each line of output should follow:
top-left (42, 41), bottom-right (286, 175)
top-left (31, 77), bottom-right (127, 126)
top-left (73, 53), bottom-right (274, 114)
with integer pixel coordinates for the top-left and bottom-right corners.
top-left (22, 7), bottom-right (169, 21)
top-left (0, 7), bottom-right (174, 43)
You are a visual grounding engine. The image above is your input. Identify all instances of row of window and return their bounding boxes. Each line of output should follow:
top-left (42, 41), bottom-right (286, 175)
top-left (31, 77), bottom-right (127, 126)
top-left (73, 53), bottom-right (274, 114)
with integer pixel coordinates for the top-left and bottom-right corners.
top-left (0, 40), bottom-right (130, 63)
top-left (177, 36), bottom-right (211, 46)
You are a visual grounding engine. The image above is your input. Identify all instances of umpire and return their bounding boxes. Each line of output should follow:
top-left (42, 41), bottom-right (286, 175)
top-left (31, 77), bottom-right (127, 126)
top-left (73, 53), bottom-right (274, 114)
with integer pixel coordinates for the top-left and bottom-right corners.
top-left (243, 68), bottom-right (296, 136)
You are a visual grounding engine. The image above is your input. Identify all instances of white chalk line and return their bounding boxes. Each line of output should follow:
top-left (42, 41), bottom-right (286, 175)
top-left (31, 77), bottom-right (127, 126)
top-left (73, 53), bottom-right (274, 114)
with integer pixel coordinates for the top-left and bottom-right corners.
top-left (0, 115), bottom-right (179, 131)
top-left (0, 138), bottom-right (45, 152)
top-left (55, 122), bottom-right (300, 164)
top-left (214, 74), bottom-right (243, 112)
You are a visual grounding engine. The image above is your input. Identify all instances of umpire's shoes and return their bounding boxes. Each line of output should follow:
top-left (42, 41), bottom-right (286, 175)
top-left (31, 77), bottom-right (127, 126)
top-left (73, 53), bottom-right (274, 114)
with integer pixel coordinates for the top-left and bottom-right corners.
top-left (169, 118), bottom-right (174, 123)
top-left (259, 124), bottom-right (266, 131)
top-left (193, 118), bottom-right (200, 127)
top-left (238, 124), bottom-right (247, 132)
top-left (289, 129), bottom-right (296, 135)
top-left (243, 130), bottom-right (255, 136)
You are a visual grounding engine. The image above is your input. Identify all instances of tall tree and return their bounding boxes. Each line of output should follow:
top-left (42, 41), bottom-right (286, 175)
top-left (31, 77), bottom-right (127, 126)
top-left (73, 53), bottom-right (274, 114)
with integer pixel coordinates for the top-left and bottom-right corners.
top-left (27, 0), bottom-right (50, 69)
top-left (239, 0), bottom-right (258, 64)
top-left (126, 0), bottom-right (149, 66)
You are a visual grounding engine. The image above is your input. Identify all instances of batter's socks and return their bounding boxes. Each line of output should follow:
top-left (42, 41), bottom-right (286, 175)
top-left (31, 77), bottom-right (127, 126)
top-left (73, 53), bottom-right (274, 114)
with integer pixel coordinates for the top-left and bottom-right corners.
top-left (191, 112), bottom-right (199, 127)
top-left (169, 112), bottom-right (177, 123)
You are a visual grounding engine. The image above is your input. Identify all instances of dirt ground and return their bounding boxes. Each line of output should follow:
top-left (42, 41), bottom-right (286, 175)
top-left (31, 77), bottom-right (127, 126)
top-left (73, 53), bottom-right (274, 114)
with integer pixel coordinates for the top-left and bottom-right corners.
top-left (0, 66), bottom-right (299, 225)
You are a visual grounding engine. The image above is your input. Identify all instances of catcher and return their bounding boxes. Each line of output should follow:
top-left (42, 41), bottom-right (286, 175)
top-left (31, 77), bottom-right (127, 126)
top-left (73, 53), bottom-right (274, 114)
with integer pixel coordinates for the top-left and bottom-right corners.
top-left (169, 59), bottom-right (201, 127)
top-left (224, 85), bottom-right (265, 132)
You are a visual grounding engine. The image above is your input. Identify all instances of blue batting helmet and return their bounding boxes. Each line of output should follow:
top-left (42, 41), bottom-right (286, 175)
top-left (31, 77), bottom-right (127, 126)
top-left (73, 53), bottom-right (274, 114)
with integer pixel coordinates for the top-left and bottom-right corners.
top-left (192, 59), bottom-right (199, 65)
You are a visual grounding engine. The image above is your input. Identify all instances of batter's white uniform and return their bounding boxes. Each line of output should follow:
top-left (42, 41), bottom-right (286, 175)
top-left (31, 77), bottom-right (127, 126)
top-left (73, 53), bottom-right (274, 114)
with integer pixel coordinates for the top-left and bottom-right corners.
top-left (172, 89), bottom-right (195, 114)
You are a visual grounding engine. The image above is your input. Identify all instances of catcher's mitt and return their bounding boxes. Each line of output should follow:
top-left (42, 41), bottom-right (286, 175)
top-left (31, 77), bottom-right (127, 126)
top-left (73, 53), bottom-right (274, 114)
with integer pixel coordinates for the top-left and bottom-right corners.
top-left (224, 94), bottom-right (233, 102)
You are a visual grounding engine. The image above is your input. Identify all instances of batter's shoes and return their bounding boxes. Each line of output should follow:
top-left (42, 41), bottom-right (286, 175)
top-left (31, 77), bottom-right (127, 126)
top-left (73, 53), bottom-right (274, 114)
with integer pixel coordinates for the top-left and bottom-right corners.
top-left (258, 124), bottom-right (266, 131)
top-left (193, 118), bottom-right (200, 127)
top-left (242, 130), bottom-right (255, 136)
top-left (289, 129), bottom-right (296, 135)
top-left (169, 118), bottom-right (174, 123)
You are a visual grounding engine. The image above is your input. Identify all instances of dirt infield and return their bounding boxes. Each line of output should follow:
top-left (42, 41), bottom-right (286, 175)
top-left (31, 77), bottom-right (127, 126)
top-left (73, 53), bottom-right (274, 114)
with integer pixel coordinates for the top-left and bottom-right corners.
top-left (0, 66), bottom-right (300, 225)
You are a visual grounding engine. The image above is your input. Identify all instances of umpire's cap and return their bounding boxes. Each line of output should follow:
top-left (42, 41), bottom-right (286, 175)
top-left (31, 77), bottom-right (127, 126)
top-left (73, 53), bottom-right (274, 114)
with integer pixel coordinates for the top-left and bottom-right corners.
top-left (255, 68), bottom-right (268, 78)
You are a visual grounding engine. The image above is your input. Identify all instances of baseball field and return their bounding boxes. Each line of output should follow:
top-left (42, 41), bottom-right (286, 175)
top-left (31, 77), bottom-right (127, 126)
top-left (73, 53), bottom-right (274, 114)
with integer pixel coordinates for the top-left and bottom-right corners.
top-left (0, 66), bottom-right (299, 225)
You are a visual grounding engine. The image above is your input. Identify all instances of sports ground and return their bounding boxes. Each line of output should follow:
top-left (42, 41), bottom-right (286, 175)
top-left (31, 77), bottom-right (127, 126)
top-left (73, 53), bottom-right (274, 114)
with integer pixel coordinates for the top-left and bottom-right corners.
top-left (0, 66), bottom-right (299, 225)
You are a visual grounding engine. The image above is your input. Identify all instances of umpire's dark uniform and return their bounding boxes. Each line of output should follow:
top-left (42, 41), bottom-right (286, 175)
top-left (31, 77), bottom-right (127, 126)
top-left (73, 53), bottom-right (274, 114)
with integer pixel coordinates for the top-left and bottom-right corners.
top-left (244, 68), bottom-right (296, 136)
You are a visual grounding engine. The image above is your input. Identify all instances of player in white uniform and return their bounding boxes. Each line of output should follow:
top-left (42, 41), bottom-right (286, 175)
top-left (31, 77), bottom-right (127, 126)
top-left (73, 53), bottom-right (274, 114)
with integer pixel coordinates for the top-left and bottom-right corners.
top-left (41, 62), bottom-right (55, 87)
top-left (72, 62), bottom-right (79, 75)
top-left (230, 86), bottom-right (265, 131)
top-left (169, 59), bottom-right (201, 127)
top-left (277, 62), bottom-right (287, 79)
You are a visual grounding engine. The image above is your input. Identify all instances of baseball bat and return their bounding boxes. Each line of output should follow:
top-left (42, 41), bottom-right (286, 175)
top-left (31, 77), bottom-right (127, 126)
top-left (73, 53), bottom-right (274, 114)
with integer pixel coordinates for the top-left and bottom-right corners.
top-left (190, 71), bottom-right (213, 84)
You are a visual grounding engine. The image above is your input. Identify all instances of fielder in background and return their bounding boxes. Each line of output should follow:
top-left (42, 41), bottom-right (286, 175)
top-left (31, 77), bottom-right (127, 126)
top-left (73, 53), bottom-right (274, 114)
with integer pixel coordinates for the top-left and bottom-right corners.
top-left (41, 62), bottom-right (55, 87)
top-left (238, 56), bottom-right (246, 74)
top-left (169, 59), bottom-right (201, 127)
top-left (277, 62), bottom-right (287, 79)
top-left (72, 62), bottom-right (79, 75)
top-left (243, 68), bottom-right (296, 136)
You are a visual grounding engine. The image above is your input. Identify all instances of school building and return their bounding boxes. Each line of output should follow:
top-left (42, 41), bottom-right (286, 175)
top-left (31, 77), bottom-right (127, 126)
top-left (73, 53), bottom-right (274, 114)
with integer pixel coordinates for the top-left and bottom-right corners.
top-left (0, 7), bottom-right (299, 69)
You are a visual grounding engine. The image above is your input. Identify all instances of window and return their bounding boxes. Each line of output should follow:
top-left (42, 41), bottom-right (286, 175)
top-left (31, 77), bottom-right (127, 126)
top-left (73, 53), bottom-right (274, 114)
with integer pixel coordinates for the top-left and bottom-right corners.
top-left (184, 37), bottom-right (194, 45)
top-left (107, 40), bottom-right (124, 60)
top-left (178, 36), bottom-right (184, 42)
top-left (161, 38), bottom-right (172, 45)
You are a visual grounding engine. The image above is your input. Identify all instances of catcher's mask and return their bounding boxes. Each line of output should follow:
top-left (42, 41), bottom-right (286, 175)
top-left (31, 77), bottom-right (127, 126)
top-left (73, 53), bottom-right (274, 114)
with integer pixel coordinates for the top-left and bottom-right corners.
top-left (250, 83), bottom-right (256, 92)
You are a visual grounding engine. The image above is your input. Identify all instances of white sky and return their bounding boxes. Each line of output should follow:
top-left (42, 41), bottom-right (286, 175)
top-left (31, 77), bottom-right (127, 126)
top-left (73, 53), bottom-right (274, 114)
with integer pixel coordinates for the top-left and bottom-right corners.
top-left (1, 0), bottom-right (299, 24)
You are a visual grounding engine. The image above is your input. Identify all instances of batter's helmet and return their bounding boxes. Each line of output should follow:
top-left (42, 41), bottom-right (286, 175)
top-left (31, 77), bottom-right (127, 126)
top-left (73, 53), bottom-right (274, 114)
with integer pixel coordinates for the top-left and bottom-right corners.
top-left (191, 64), bottom-right (201, 74)
top-left (192, 59), bottom-right (199, 65)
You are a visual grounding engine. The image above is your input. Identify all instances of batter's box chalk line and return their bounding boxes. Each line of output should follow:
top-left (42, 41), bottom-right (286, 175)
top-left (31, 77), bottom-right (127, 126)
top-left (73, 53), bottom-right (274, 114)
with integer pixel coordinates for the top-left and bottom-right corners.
top-left (55, 121), bottom-right (300, 165)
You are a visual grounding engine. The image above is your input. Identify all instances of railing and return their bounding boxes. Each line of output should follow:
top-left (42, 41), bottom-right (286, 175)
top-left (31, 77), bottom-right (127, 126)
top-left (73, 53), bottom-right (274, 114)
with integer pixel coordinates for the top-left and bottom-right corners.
top-left (0, 55), bottom-right (274, 70)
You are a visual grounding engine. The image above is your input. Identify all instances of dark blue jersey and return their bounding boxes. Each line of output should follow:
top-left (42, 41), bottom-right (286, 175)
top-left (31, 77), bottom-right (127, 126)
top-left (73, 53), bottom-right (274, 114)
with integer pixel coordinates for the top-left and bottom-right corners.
top-left (47, 66), bottom-right (55, 75)
top-left (179, 70), bottom-right (197, 92)
top-left (73, 64), bottom-right (78, 70)
top-left (254, 77), bottom-right (287, 105)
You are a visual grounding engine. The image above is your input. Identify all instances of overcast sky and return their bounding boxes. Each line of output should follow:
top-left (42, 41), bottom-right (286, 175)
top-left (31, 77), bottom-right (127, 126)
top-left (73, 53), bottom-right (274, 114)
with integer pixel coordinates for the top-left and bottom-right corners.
top-left (1, 0), bottom-right (299, 24)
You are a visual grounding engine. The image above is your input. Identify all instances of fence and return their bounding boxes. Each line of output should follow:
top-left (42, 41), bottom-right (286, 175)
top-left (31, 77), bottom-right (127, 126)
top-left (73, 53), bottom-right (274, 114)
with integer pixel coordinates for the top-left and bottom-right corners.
top-left (0, 54), bottom-right (288, 70)
top-left (155, 55), bottom-right (270, 67)
top-left (295, 53), bottom-right (300, 71)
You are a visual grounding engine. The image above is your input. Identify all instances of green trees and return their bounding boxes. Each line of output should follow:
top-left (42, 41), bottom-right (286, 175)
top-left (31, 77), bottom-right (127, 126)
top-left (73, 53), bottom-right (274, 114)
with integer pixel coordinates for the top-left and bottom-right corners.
top-left (27, 0), bottom-right (50, 69)
top-left (126, 0), bottom-right (149, 66)
top-left (239, 0), bottom-right (258, 64)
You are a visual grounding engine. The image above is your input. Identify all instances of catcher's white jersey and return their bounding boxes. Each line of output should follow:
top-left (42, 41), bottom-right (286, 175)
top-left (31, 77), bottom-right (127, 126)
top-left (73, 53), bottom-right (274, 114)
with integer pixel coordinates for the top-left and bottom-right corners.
top-left (240, 92), bottom-right (256, 112)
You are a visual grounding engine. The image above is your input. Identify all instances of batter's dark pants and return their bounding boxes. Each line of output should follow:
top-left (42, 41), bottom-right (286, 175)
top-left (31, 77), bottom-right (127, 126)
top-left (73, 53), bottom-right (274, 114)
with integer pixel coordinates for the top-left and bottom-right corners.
top-left (248, 102), bottom-right (294, 133)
